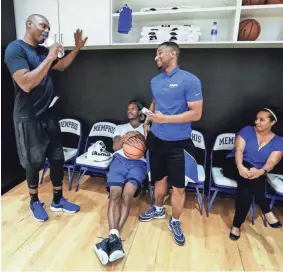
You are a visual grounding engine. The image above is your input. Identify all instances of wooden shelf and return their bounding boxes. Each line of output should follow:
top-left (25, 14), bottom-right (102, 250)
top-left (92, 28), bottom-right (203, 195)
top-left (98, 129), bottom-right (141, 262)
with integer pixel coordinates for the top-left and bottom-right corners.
top-left (74, 41), bottom-right (282, 50)
top-left (62, 42), bottom-right (281, 51)
top-left (113, 7), bottom-right (237, 21)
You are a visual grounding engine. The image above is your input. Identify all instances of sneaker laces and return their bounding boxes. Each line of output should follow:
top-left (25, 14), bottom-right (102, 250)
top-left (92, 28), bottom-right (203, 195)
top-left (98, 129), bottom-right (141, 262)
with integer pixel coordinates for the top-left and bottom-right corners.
top-left (60, 197), bottom-right (69, 203)
top-left (146, 206), bottom-right (156, 215)
top-left (32, 201), bottom-right (45, 208)
top-left (171, 220), bottom-right (182, 236)
top-left (97, 236), bottom-right (125, 242)
top-left (97, 236), bottom-right (107, 240)
top-left (97, 236), bottom-right (109, 241)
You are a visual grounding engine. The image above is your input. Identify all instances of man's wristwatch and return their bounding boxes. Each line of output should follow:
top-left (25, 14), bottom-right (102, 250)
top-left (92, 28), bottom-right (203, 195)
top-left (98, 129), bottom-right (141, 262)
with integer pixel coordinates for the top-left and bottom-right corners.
top-left (262, 168), bottom-right (268, 175)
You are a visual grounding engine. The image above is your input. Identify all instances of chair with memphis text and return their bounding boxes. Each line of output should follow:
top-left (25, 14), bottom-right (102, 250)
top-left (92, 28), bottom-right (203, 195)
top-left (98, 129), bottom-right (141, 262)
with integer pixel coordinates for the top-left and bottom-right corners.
top-left (264, 172), bottom-right (283, 227)
top-left (39, 118), bottom-right (82, 188)
top-left (185, 129), bottom-right (207, 215)
top-left (207, 133), bottom-right (255, 224)
top-left (70, 121), bottom-right (117, 192)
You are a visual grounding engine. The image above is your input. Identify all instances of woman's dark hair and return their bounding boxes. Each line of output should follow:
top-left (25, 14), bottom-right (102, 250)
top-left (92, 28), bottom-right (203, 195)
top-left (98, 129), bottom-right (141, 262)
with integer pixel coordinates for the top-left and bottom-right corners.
top-left (256, 107), bottom-right (283, 135)
top-left (259, 107), bottom-right (279, 122)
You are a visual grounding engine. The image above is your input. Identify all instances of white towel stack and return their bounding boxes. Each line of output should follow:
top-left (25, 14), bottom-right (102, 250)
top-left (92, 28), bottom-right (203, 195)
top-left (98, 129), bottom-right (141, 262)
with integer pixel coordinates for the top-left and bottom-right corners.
top-left (140, 6), bottom-right (200, 12)
top-left (139, 25), bottom-right (202, 43)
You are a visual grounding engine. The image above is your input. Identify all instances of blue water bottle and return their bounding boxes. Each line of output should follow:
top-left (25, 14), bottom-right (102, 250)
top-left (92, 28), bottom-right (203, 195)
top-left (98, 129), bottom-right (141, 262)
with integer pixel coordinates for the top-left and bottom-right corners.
top-left (211, 21), bottom-right (218, 42)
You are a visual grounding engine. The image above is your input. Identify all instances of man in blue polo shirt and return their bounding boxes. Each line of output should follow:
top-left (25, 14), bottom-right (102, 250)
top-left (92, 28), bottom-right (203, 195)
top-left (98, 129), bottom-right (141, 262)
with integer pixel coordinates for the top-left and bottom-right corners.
top-left (139, 41), bottom-right (203, 246)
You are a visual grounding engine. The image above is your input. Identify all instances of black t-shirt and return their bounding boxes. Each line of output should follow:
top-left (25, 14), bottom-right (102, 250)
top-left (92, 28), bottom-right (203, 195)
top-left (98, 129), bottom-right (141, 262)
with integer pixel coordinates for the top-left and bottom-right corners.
top-left (4, 40), bottom-right (57, 121)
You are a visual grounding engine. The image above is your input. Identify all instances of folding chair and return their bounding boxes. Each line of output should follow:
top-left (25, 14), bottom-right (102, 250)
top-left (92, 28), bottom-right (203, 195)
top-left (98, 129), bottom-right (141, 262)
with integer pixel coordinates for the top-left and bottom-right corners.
top-left (147, 129), bottom-right (206, 215)
top-left (184, 129), bottom-right (206, 215)
top-left (39, 118), bottom-right (82, 186)
top-left (264, 173), bottom-right (283, 227)
top-left (70, 121), bottom-right (117, 192)
top-left (206, 133), bottom-right (255, 224)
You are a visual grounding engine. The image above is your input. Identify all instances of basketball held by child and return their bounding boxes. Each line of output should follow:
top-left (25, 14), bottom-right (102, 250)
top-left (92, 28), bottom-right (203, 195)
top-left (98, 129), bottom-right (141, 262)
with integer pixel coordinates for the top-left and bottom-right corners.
top-left (123, 134), bottom-right (146, 160)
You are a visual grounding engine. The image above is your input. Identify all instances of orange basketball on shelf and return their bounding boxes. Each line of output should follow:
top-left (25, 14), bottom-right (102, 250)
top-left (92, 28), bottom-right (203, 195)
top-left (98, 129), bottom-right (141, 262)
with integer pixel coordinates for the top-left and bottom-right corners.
top-left (242, 0), bottom-right (266, 5)
top-left (238, 19), bottom-right (261, 41)
top-left (123, 136), bottom-right (146, 160)
top-left (267, 0), bottom-right (283, 4)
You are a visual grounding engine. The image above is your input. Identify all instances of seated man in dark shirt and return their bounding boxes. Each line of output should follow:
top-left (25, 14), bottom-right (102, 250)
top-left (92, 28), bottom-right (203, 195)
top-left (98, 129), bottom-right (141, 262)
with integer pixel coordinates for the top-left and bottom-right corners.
top-left (4, 14), bottom-right (87, 222)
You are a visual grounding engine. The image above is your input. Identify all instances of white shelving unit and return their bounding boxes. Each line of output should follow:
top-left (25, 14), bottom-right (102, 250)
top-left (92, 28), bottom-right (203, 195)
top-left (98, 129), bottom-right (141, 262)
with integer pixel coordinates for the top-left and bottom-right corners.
top-left (239, 4), bottom-right (283, 42)
top-left (12, 0), bottom-right (283, 49)
top-left (241, 4), bottom-right (283, 17)
top-left (110, 0), bottom-right (283, 48)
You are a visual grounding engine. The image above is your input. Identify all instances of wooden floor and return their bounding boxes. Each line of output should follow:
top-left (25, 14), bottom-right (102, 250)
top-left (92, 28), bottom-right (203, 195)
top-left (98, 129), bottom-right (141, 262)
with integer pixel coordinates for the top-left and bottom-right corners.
top-left (2, 172), bottom-right (283, 271)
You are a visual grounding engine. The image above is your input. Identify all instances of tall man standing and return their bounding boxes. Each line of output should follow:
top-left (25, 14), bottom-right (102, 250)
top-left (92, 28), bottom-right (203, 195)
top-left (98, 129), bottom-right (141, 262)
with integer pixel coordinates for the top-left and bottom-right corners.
top-left (139, 42), bottom-right (203, 246)
top-left (4, 14), bottom-right (87, 222)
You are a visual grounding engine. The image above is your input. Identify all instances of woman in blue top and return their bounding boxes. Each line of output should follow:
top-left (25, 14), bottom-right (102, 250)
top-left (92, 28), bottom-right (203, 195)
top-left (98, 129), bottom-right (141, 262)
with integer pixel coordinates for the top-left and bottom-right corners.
top-left (223, 108), bottom-right (283, 240)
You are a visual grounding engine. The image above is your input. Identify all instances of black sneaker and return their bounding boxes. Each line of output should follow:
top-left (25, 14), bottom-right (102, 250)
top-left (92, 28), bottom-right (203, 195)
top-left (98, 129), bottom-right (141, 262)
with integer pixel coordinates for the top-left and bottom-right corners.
top-left (108, 234), bottom-right (125, 262)
top-left (94, 237), bottom-right (110, 265)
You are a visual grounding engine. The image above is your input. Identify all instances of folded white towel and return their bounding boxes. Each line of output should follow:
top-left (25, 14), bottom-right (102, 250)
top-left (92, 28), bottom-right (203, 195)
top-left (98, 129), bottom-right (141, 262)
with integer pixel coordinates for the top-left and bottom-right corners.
top-left (140, 33), bottom-right (201, 41)
top-left (139, 35), bottom-right (200, 43)
top-left (141, 25), bottom-right (201, 33)
top-left (140, 6), bottom-right (201, 12)
top-left (141, 29), bottom-right (201, 36)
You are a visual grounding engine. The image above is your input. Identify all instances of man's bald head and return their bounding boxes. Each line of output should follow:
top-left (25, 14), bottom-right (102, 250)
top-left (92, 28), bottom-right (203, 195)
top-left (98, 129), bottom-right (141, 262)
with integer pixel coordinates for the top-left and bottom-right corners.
top-left (26, 14), bottom-right (50, 28)
top-left (25, 14), bottom-right (51, 45)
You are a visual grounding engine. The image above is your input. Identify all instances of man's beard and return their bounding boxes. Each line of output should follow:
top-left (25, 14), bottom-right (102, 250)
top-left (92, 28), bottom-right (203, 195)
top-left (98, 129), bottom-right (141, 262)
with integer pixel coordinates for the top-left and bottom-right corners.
top-left (128, 116), bottom-right (139, 121)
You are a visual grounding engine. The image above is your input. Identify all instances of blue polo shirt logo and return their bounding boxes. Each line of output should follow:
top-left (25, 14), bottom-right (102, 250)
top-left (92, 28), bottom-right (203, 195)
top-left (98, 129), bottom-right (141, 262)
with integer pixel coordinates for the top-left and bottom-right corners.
top-left (150, 66), bottom-right (203, 141)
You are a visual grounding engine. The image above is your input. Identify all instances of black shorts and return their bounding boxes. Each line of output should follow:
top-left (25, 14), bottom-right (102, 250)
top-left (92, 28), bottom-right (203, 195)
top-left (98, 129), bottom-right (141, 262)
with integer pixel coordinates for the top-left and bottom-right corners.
top-left (147, 131), bottom-right (196, 188)
top-left (14, 114), bottom-right (64, 170)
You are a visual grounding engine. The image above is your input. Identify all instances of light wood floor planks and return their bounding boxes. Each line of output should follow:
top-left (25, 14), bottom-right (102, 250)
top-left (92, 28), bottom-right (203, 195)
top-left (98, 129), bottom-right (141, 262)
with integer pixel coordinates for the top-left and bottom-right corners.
top-left (2, 172), bottom-right (283, 271)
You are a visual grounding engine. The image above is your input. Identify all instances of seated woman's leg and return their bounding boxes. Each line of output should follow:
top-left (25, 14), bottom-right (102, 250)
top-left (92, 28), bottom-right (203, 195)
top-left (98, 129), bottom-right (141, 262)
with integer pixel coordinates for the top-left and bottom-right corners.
top-left (233, 182), bottom-right (253, 229)
top-left (223, 158), bottom-right (254, 237)
top-left (222, 157), bottom-right (243, 181)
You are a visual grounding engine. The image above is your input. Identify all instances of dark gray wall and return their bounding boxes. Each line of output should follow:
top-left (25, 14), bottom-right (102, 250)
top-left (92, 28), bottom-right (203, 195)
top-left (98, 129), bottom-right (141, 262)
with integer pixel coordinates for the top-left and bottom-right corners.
top-left (55, 48), bottom-right (283, 151)
top-left (2, 0), bottom-right (283, 194)
top-left (1, 0), bottom-right (25, 193)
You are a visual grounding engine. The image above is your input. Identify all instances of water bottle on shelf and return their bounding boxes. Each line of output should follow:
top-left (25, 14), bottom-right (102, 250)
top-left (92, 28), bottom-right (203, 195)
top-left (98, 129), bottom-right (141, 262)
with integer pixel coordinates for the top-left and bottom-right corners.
top-left (211, 21), bottom-right (218, 42)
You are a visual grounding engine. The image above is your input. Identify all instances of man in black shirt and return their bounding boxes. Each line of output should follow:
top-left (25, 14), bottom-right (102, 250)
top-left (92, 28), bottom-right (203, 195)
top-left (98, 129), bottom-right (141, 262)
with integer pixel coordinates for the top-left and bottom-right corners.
top-left (4, 14), bottom-right (87, 222)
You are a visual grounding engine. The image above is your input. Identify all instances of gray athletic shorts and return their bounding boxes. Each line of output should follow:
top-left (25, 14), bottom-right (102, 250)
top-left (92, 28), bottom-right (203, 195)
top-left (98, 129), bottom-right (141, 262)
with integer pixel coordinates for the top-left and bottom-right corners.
top-left (14, 115), bottom-right (64, 170)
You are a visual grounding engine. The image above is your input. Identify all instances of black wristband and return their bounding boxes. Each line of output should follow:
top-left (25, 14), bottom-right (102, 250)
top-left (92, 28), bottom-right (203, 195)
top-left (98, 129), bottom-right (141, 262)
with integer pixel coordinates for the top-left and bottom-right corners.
top-left (262, 168), bottom-right (267, 175)
top-left (145, 121), bottom-right (152, 126)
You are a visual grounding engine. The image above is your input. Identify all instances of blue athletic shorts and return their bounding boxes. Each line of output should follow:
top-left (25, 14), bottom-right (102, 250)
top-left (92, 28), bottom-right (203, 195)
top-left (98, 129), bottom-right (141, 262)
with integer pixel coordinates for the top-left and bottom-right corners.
top-left (106, 153), bottom-right (147, 189)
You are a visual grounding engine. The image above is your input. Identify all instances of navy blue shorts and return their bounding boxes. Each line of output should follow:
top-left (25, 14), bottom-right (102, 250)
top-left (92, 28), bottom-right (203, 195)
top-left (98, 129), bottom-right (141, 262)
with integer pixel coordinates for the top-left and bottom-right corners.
top-left (106, 154), bottom-right (147, 189)
top-left (147, 131), bottom-right (196, 188)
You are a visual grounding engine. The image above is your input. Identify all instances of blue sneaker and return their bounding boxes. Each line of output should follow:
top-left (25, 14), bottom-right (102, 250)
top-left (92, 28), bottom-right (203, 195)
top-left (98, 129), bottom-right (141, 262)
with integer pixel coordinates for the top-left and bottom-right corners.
top-left (94, 237), bottom-right (110, 265)
top-left (50, 197), bottom-right (80, 213)
top-left (168, 217), bottom-right (185, 246)
top-left (29, 201), bottom-right (48, 222)
top-left (139, 206), bottom-right (166, 222)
